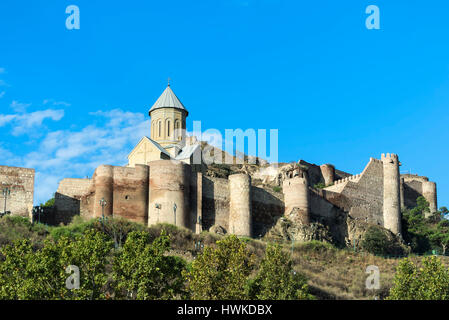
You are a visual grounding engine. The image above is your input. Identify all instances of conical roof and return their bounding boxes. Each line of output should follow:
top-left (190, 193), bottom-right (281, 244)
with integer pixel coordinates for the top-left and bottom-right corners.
top-left (149, 85), bottom-right (188, 115)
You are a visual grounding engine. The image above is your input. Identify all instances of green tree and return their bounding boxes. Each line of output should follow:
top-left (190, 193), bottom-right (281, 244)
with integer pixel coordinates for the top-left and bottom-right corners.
top-left (184, 235), bottom-right (255, 300)
top-left (112, 231), bottom-right (187, 300)
top-left (388, 256), bottom-right (449, 300)
top-left (40, 197), bottom-right (55, 208)
top-left (429, 219), bottom-right (449, 255)
top-left (402, 196), bottom-right (432, 254)
top-left (0, 230), bottom-right (111, 300)
top-left (0, 229), bottom-right (112, 300)
top-left (360, 226), bottom-right (402, 256)
top-left (248, 244), bottom-right (313, 300)
top-left (439, 206), bottom-right (449, 220)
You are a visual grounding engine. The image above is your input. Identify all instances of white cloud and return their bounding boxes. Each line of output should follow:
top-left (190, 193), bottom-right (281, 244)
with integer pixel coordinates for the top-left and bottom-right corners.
top-left (0, 108), bottom-right (65, 136)
top-left (9, 108), bottom-right (150, 204)
top-left (43, 99), bottom-right (71, 107)
top-left (10, 100), bottom-right (31, 113)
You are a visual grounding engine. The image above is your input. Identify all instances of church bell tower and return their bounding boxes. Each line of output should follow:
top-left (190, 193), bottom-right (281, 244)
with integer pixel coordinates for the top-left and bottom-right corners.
top-left (149, 81), bottom-right (188, 148)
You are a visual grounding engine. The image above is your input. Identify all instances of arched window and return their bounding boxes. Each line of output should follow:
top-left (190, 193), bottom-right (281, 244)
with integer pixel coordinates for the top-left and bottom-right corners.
top-left (175, 120), bottom-right (180, 140)
top-left (158, 120), bottom-right (162, 137)
top-left (167, 120), bottom-right (171, 137)
top-left (151, 121), bottom-right (155, 138)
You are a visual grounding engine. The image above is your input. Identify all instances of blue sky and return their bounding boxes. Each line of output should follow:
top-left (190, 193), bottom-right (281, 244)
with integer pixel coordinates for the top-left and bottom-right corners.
top-left (0, 0), bottom-right (448, 207)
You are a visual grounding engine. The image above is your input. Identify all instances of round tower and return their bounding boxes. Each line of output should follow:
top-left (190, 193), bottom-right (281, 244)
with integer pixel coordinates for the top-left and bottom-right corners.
top-left (148, 160), bottom-right (191, 229)
top-left (320, 164), bottom-right (335, 186)
top-left (381, 153), bottom-right (401, 235)
top-left (133, 164), bottom-right (150, 224)
top-left (228, 173), bottom-right (252, 237)
top-left (149, 82), bottom-right (188, 147)
top-left (93, 165), bottom-right (114, 218)
top-left (422, 181), bottom-right (437, 217)
top-left (282, 172), bottom-right (310, 225)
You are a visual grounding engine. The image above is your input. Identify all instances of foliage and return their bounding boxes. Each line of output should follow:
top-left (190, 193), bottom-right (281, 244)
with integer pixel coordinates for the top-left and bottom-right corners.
top-left (93, 217), bottom-right (147, 249)
top-left (401, 197), bottom-right (449, 254)
top-left (40, 198), bottom-right (55, 208)
top-left (429, 219), bottom-right (449, 255)
top-left (313, 182), bottom-right (326, 189)
top-left (388, 256), bottom-right (449, 300)
top-left (298, 240), bottom-right (335, 252)
top-left (272, 186), bottom-right (282, 193)
top-left (112, 231), bottom-right (187, 300)
top-left (0, 215), bottom-right (48, 247)
top-left (248, 244), bottom-right (313, 300)
top-left (361, 226), bottom-right (398, 256)
top-left (0, 229), bottom-right (112, 300)
top-left (184, 235), bottom-right (255, 300)
top-left (49, 216), bottom-right (94, 241)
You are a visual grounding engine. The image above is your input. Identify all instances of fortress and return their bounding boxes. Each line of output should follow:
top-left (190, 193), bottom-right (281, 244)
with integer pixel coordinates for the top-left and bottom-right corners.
top-left (0, 84), bottom-right (439, 246)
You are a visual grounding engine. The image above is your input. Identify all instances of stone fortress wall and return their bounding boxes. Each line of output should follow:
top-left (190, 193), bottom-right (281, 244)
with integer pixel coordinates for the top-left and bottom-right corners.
top-left (53, 160), bottom-right (286, 238)
top-left (0, 165), bottom-right (35, 218)
top-left (0, 150), bottom-right (438, 244)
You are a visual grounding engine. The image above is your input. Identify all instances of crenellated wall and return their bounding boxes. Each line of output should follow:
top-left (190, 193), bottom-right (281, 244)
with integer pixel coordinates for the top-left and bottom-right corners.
top-left (323, 157), bottom-right (384, 225)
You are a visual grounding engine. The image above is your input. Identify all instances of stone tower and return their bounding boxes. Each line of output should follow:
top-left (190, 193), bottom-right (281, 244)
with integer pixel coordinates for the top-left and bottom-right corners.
top-left (320, 164), bottom-right (335, 186)
top-left (149, 82), bottom-right (188, 148)
top-left (148, 160), bottom-right (191, 229)
top-left (282, 172), bottom-right (310, 225)
top-left (381, 153), bottom-right (401, 235)
top-left (422, 181), bottom-right (437, 217)
top-left (93, 165), bottom-right (114, 218)
top-left (228, 173), bottom-right (252, 237)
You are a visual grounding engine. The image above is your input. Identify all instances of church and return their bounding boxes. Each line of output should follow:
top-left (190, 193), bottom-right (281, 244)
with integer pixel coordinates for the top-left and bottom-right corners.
top-left (127, 82), bottom-right (202, 167)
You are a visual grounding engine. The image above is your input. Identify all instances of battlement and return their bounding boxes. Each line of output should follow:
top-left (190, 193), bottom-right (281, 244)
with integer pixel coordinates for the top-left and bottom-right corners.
top-left (283, 176), bottom-right (307, 187)
top-left (381, 153), bottom-right (399, 164)
top-left (333, 173), bottom-right (362, 185)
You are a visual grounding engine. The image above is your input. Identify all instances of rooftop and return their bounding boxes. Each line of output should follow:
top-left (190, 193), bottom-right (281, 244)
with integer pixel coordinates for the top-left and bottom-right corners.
top-left (149, 84), bottom-right (188, 116)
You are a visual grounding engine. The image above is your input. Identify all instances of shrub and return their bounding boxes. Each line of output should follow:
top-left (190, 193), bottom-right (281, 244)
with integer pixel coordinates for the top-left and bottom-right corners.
top-left (0, 229), bottom-right (112, 300)
top-left (388, 256), bottom-right (449, 300)
top-left (112, 231), bottom-right (187, 299)
top-left (360, 226), bottom-right (401, 256)
top-left (248, 244), bottom-right (313, 300)
top-left (184, 235), bottom-right (255, 299)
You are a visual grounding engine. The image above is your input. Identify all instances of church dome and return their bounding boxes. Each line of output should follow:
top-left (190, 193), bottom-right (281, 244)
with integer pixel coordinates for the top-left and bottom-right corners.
top-left (149, 84), bottom-right (188, 116)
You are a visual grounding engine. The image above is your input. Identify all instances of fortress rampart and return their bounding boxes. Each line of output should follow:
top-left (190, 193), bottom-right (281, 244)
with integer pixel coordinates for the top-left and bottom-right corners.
top-left (48, 153), bottom-right (439, 241)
